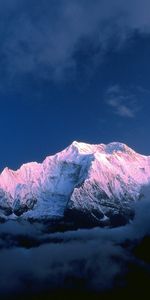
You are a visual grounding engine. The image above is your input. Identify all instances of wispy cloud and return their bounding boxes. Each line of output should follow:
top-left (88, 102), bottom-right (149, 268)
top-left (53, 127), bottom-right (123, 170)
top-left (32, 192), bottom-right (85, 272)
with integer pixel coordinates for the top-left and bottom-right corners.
top-left (105, 85), bottom-right (139, 118)
top-left (0, 0), bottom-right (150, 89)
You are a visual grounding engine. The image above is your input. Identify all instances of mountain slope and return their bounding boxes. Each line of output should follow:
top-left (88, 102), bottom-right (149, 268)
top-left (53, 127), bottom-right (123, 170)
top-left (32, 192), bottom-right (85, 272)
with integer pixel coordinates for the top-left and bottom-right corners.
top-left (0, 141), bottom-right (150, 226)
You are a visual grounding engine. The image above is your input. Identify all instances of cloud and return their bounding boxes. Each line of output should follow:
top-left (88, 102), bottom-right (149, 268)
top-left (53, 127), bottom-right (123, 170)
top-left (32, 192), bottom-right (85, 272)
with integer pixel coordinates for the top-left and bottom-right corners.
top-left (105, 85), bottom-right (140, 118)
top-left (0, 186), bottom-right (150, 297)
top-left (0, 0), bottom-right (150, 91)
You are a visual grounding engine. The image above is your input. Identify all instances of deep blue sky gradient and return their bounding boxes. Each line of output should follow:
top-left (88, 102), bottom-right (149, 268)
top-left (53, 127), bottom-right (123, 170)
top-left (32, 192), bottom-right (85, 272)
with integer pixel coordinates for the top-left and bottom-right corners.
top-left (0, 1), bottom-right (150, 170)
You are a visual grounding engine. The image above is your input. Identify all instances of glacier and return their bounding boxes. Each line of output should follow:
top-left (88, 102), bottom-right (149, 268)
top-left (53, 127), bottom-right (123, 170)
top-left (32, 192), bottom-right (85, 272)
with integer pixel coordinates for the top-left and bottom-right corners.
top-left (0, 141), bottom-right (150, 227)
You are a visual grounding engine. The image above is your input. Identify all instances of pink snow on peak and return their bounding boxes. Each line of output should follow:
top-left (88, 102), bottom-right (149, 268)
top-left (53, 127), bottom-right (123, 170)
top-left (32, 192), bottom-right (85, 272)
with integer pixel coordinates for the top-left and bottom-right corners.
top-left (0, 141), bottom-right (150, 219)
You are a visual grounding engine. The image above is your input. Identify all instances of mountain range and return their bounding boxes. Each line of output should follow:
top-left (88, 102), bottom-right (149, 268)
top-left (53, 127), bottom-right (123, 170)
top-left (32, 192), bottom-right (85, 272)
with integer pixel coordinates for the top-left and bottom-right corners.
top-left (0, 141), bottom-right (150, 227)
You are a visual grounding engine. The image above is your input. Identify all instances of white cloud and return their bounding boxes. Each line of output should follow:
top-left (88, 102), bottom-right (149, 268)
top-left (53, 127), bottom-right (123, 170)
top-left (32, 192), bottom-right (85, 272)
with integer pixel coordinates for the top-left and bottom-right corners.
top-left (105, 85), bottom-right (139, 118)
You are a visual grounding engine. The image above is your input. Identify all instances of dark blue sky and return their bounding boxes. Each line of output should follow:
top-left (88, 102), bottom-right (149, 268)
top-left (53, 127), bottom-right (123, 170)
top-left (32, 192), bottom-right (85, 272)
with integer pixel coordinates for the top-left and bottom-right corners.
top-left (0, 0), bottom-right (150, 170)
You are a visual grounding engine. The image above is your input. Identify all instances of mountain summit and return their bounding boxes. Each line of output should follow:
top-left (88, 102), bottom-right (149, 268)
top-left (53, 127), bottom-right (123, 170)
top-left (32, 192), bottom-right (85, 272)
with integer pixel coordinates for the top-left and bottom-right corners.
top-left (0, 141), bottom-right (150, 227)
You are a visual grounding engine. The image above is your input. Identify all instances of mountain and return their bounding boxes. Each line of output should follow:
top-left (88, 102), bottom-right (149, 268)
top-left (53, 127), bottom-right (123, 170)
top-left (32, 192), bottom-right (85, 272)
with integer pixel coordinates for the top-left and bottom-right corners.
top-left (0, 141), bottom-right (150, 227)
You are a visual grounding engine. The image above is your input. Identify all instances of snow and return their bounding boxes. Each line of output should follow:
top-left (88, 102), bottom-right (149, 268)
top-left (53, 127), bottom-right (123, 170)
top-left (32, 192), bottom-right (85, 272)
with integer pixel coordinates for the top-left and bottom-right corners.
top-left (105, 142), bottom-right (131, 154)
top-left (0, 141), bottom-right (150, 222)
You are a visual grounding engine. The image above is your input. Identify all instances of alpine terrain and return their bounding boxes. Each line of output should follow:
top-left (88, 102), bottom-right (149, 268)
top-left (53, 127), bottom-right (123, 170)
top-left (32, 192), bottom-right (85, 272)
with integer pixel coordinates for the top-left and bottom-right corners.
top-left (0, 141), bottom-right (150, 227)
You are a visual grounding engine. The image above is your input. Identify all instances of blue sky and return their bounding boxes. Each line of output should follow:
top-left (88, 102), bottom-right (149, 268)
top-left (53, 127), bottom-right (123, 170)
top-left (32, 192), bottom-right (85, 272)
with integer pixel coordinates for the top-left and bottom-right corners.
top-left (0, 0), bottom-right (150, 170)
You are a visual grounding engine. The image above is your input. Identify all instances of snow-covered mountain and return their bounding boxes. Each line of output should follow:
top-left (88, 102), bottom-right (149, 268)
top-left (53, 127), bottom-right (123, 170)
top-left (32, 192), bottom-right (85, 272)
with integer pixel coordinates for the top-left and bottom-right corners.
top-left (0, 141), bottom-right (150, 226)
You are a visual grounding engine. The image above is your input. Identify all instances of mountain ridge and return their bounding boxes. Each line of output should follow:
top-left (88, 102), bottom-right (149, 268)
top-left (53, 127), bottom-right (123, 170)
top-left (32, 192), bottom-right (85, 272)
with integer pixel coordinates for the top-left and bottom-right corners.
top-left (0, 141), bottom-right (150, 227)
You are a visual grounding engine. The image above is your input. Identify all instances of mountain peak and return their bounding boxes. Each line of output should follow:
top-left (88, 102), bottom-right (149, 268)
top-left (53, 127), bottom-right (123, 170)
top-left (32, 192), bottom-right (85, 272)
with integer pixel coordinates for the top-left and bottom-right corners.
top-left (0, 141), bottom-right (149, 226)
top-left (104, 142), bottom-right (134, 154)
top-left (70, 140), bottom-right (96, 152)
top-left (69, 141), bottom-right (134, 155)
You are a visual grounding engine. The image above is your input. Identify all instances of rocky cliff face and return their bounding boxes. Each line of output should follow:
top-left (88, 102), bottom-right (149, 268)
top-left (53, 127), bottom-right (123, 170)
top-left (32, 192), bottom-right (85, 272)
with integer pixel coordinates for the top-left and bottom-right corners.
top-left (0, 141), bottom-right (150, 226)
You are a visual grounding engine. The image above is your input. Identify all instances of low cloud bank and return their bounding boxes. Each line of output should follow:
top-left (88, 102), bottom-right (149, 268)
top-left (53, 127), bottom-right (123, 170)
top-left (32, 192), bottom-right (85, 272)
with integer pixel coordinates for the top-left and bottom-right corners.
top-left (0, 187), bottom-right (150, 297)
